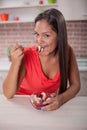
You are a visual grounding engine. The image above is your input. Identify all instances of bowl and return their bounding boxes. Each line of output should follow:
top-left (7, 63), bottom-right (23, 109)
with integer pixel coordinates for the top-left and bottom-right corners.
top-left (29, 92), bottom-right (56, 110)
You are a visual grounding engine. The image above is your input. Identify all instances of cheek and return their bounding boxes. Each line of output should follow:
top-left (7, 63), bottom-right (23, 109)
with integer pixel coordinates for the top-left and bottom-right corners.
top-left (50, 38), bottom-right (58, 47)
top-left (53, 37), bottom-right (58, 47)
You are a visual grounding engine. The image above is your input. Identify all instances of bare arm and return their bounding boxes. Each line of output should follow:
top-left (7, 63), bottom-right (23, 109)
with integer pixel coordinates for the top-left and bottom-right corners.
top-left (3, 44), bottom-right (26, 99)
top-left (60, 46), bottom-right (81, 105)
top-left (44, 47), bottom-right (81, 111)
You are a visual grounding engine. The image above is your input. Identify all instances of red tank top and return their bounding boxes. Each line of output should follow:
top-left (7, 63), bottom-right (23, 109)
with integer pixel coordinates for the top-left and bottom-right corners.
top-left (17, 46), bottom-right (60, 95)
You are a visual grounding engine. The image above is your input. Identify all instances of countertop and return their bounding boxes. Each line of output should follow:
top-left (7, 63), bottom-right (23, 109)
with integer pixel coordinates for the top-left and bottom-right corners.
top-left (0, 95), bottom-right (87, 130)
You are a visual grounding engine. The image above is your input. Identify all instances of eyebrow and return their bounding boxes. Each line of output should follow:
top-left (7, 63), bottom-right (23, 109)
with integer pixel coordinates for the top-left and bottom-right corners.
top-left (34, 30), bottom-right (51, 34)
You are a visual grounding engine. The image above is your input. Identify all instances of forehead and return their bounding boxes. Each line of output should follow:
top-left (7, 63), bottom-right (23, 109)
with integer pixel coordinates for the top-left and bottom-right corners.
top-left (34, 19), bottom-right (53, 32)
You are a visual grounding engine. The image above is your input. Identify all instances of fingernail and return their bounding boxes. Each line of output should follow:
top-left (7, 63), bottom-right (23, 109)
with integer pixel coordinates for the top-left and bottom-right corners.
top-left (42, 101), bottom-right (46, 105)
top-left (41, 107), bottom-right (45, 111)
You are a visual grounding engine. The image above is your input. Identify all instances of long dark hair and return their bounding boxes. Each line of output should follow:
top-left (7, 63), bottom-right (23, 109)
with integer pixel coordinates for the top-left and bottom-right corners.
top-left (35, 8), bottom-right (68, 94)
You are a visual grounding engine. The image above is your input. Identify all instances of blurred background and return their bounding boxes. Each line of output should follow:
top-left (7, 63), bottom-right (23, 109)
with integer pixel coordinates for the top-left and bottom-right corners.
top-left (0, 0), bottom-right (87, 95)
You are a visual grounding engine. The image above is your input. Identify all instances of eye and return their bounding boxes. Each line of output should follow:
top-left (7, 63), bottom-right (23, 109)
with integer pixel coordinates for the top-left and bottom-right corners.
top-left (33, 32), bottom-right (39, 37)
top-left (44, 34), bottom-right (50, 38)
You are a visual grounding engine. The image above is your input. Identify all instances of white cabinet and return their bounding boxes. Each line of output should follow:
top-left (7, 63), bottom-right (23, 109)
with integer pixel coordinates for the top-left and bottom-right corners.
top-left (0, 0), bottom-right (58, 24)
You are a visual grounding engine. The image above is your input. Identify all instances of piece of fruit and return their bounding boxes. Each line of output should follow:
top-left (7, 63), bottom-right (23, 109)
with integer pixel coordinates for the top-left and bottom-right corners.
top-left (30, 92), bottom-right (56, 110)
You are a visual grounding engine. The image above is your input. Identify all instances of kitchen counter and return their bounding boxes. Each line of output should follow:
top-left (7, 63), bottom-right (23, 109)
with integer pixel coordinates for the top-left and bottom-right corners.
top-left (0, 95), bottom-right (87, 130)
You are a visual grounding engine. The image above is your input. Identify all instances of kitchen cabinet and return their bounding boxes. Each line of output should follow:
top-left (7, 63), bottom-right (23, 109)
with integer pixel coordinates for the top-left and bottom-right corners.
top-left (0, 0), bottom-right (58, 24)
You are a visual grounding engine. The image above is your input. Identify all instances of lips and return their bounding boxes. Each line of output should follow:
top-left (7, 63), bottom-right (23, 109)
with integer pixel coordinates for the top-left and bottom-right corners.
top-left (37, 45), bottom-right (47, 52)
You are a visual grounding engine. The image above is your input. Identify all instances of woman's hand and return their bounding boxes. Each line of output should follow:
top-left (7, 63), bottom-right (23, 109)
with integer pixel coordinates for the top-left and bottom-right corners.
top-left (41, 94), bottom-right (63, 111)
top-left (10, 43), bottom-right (24, 66)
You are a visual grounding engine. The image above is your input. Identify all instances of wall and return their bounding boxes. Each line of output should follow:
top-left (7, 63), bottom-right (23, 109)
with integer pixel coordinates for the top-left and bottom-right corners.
top-left (0, 20), bottom-right (87, 58)
top-left (66, 20), bottom-right (87, 58)
top-left (58, 0), bottom-right (87, 20)
top-left (0, 23), bottom-right (34, 58)
top-left (0, 0), bottom-right (87, 58)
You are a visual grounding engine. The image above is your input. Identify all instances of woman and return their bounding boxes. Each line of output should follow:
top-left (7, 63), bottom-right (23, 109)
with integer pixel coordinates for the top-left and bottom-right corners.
top-left (3, 8), bottom-right (80, 111)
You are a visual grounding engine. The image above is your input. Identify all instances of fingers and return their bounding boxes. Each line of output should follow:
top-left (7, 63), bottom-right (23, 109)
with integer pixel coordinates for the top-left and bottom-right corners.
top-left (44, 99), bottom-right (58, 111)
top-left (11, 44), bottom-right (23, 56)
top-left (43, 97), bottom-right (54, 105)
top-left (44, 100), bottom-right (59, 111)
top-left (11, 43), bottom-right (24, 54)
top-left (10, 43), bottom-right (24, 64)
top-left (41, 96), bottom-right (61, 111)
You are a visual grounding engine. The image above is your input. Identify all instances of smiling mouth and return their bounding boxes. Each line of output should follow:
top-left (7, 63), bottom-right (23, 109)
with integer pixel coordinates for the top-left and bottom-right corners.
top-left (37, 45), bottom-right (46, 52)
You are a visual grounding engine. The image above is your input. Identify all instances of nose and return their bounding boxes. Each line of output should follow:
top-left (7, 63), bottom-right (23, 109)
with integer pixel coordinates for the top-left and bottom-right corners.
top-left (37, 36), bottom-right (43, 44)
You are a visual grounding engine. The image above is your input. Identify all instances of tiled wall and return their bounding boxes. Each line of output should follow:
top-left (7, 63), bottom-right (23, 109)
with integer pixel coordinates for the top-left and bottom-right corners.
top-left (66, 21), bottom-right (87, 58)
top-left (0, 20), bottom-right (87, 58)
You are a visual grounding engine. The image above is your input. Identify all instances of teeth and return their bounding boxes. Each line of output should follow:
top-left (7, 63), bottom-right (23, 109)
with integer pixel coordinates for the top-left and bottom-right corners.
top-left (38, 46), bottom-right (41, 52)
top-left (41, 47), bottom-right (44, 52)
top-left (37, 45), bottom-right (46, 52)
top-left (38, 46), bottom-right (44, 52)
